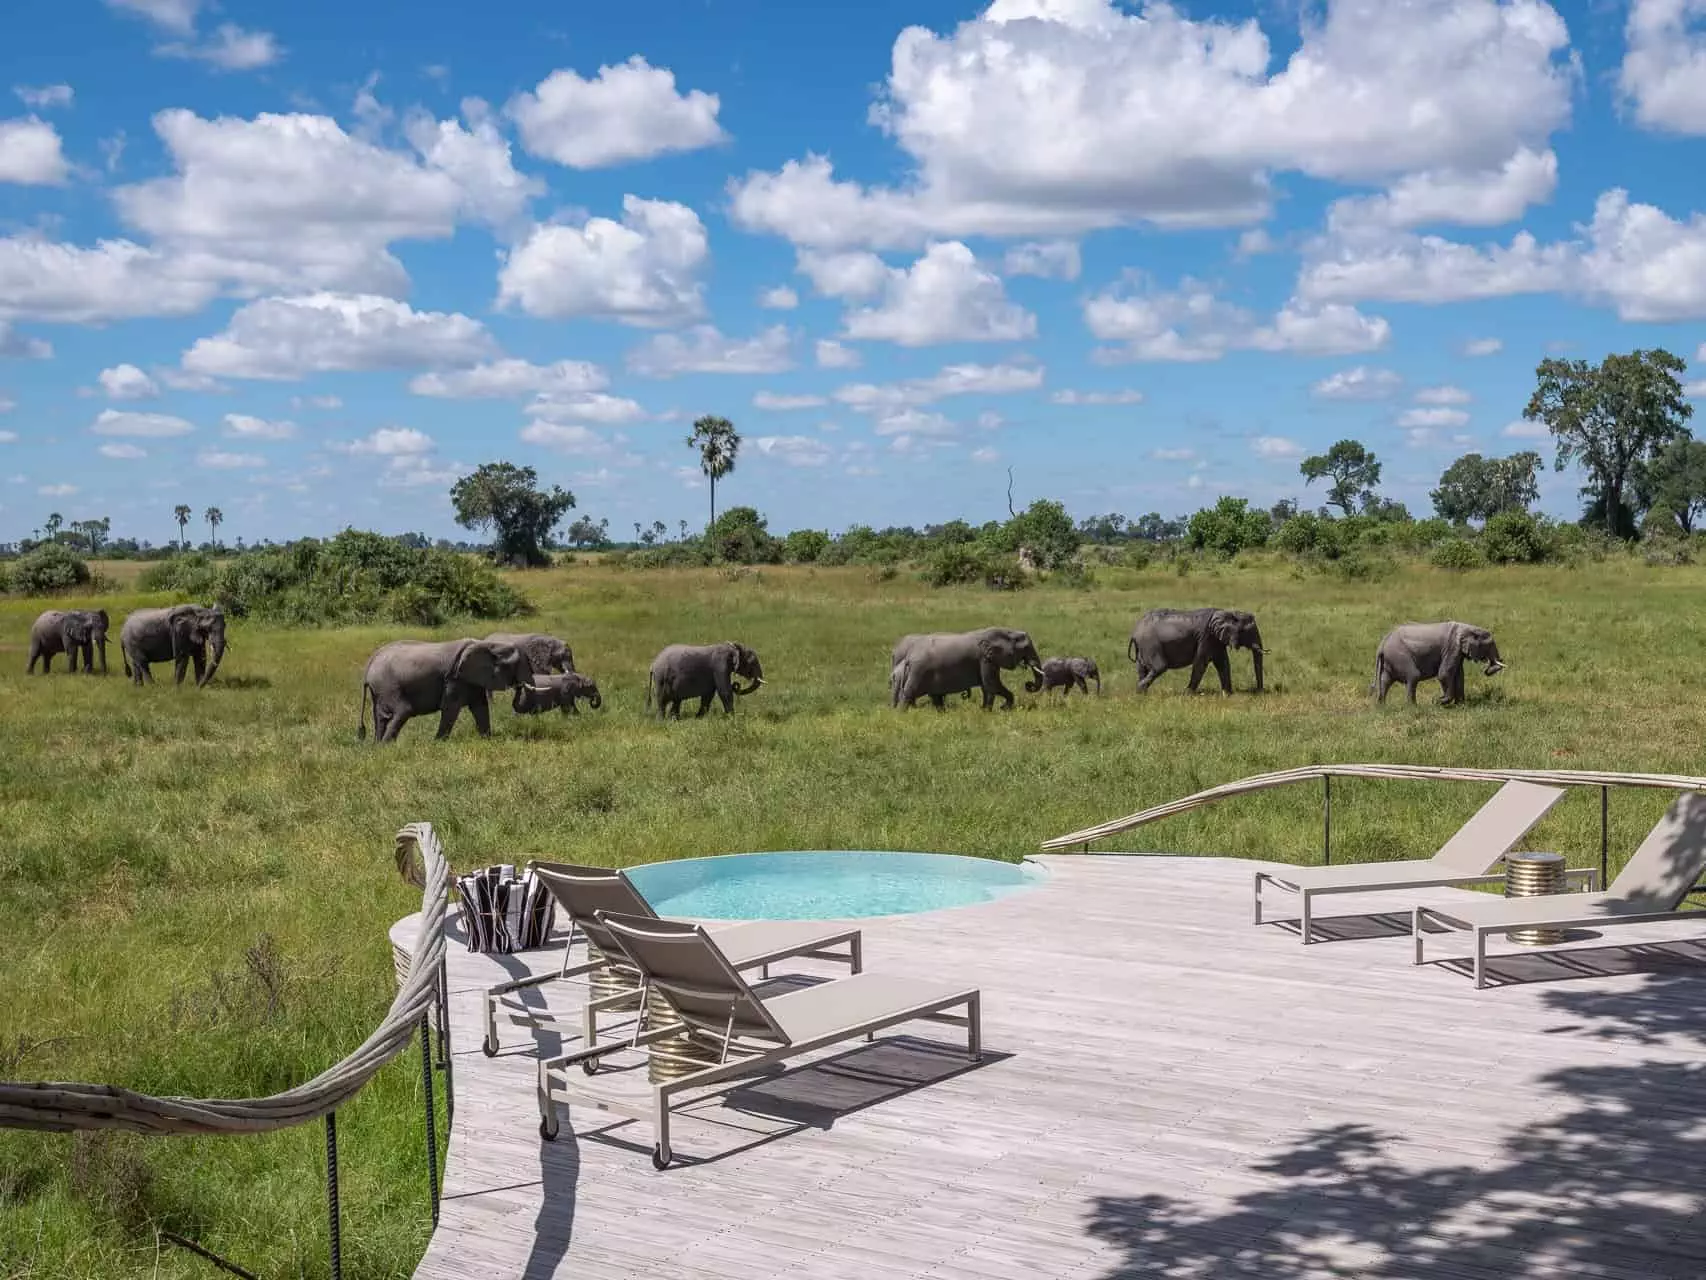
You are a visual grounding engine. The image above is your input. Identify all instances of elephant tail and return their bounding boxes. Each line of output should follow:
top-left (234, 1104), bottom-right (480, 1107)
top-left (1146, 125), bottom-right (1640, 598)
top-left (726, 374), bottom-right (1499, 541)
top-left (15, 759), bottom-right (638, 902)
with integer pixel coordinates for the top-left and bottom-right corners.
top-left (1127, 636), bottom-right (1138, 664)
top-left (1371, 651), bottom-right (1386, 697)
top-left (122, 651), bottom-right (132, 678)
top-left (644, 670), bottom-right (654, 711)
top-left (358, 682), bottom-right (371, 740)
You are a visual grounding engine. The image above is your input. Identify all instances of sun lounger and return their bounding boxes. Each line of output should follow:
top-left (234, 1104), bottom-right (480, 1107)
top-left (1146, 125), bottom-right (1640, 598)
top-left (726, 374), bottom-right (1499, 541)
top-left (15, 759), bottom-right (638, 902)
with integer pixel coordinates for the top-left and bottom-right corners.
top-left (1254, 780), bottom-right (1580, 943)
top-left (482, 862), bottom-right (861, 1056)
top-left (1414, 790), bottom-right (1706, 987)
top-left (537, 910), bottom-right (981, 1168)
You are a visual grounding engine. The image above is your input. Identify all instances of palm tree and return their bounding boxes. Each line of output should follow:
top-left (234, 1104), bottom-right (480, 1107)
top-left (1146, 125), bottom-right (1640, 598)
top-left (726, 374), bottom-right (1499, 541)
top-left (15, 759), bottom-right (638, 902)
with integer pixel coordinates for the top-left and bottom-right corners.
top-left (44, 512), bottom-right (63, 541)
top-left (205, 506), bottom-right (223, 551)
top-left (687, 415), bottom-right (741, 530)
top-left (173, 504), bottom-right (192, 551)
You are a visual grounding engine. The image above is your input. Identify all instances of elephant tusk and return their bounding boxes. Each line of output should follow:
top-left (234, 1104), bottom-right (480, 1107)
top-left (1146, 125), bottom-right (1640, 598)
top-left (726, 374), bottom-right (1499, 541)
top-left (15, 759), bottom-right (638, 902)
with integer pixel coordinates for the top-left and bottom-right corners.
top-left (752, 676), bottom-right (766, 685)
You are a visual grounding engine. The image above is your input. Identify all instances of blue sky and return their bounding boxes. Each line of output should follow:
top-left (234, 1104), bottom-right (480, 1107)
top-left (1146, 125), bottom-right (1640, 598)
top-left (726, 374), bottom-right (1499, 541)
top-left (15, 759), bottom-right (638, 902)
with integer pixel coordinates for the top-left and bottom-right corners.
top-left (3, 0), bottom-right (1706, 545)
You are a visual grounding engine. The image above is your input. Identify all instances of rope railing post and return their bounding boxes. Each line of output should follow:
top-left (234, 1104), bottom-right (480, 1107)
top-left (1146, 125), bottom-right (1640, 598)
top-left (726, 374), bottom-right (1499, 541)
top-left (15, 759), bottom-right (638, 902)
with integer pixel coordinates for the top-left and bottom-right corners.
top-left (1322, 775), bottom-right (1332, 865)
top-left (420, 1012), bottom-right (440, 1227)
top-left (437, 956), bottom-right (454, 1121)
top-left (1600, 785), bottom-right (1610, 889)
top-left (325, 1111), bottom-right (342, 1280)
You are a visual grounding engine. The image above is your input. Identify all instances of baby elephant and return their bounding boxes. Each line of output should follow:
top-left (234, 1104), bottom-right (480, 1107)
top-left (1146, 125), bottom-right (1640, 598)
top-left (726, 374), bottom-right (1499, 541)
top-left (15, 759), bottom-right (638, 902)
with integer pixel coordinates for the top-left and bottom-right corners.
top-left (1034, 656), bottom-right (1101, 696)
top-left (513, 672), bottom-right (602, 715)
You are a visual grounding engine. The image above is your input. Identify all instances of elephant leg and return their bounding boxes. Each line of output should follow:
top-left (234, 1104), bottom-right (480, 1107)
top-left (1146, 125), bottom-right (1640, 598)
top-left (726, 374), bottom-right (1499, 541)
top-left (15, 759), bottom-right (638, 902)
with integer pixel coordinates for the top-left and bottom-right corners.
top-left (191, 648), bottom-right (207, 687)
top-left (1376, 669), bottom-right (1393, 702)
top-left (1212, 651), bottom-right (1232, 694)
top-left (81, 644), bottom-right (97, 674)
top-left (929, 693), bottom-right (946, 710)
top-left (38, 650), bottom-right (52, 674)
top-left (468, 690), bottom-right (493, 736)
top-left (26, 645), bottom-right (39, 674)
top-left (98, 642), bottom-right (108, 675)
top-left (694, 694), bottom-right (712, 718)
top-left (380, 707), bottom-right (409, 742)
top-left (436, 691), bottom-right (466, 738)
top-left (1186, 652), bottom-right (1210, 692)
top-left (136, 659), bottom-right (153, 685)
top-left (173, 653), bottom-right (190, 686)
top-left (1405, 678), bottom-right (1418, 704)
top-left (1137, 664), bottom-right (1160, 692)
top-left (718, 688), bottom-right (735, 714)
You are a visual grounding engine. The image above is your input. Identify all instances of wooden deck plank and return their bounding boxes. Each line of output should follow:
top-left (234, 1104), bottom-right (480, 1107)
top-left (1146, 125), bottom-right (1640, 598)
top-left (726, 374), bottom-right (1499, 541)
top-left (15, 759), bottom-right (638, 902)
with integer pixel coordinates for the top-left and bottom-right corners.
top-left (400, 855), bottom-right (1706, 1279)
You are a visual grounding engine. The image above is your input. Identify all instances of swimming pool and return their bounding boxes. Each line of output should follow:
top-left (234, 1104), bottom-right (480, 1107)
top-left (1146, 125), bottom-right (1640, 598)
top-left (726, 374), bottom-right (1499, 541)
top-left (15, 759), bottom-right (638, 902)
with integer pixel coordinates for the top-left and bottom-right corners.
top-left (625, 850), bottom-right (1045, 920)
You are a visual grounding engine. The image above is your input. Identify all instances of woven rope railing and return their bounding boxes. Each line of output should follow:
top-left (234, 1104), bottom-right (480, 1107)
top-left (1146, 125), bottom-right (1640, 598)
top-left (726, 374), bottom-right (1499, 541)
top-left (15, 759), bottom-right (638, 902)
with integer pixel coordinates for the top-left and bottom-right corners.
top-left (1040, 765), bottom-right (1706, 852)
top-left (0, 821), bottom-right (448, 1134)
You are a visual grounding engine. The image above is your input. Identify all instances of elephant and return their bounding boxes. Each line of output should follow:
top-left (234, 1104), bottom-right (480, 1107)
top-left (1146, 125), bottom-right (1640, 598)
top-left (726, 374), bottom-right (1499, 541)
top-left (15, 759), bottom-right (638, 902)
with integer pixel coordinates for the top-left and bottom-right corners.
top-left (358, 637), bottom-right (535, 742)
top-left (1375, 621), bottom-right (1505, 706)
top-left (892, 627), bottom-right (1043, 710)
top-left (27, 609), bottom-right (109, 674)
top-left (512, 671), bottom-right (602, 715)
top-left (1129, 607), bottom-right (1265, 694)
top-left (646, 642), bottom-right (764, 720)
top-left (120, 604), bottom-right (227, 687)
top-left (1037, 656), bottom-right (1101, 696)
top-left (485, 632), bottom-right (574, 676)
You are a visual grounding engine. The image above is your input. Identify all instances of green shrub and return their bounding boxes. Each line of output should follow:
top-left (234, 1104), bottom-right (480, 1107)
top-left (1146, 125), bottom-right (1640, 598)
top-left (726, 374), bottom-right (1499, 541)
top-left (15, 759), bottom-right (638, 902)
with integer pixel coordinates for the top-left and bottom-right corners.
top-left (1187, 497), bottom-right (1270, 558)
top-left (922, 543), bottom-right (993, 587)
top-left (1118, 543), bottom-right (1153, 571)
top-left (1481, 510), bottom-right (1555, 564)
top-left (708, 507), bottom-right (782, 564)
top-left (10, 543), bottom-right (92, 594)
top-left (783, 529), bottom-right (830, 564)
top-left (1326, 549), bottom-right (1395, 581)
top-left (0, 562), bottom-right (11, 594)
top-left (1430, 538), bottom-right (1484, 571)
top-left (1048, 559), bottom-right (1097, 590)
top-left (1273, 513), bottom-right (1343, 559)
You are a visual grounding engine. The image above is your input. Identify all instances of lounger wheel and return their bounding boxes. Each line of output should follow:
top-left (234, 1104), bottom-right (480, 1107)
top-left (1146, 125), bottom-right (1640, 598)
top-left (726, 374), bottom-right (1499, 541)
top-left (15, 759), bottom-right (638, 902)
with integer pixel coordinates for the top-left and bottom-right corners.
top-left (539, 1116), bottom-right (558, 1142)
top-left (651, 1145), bottom-right (671, 1171)
top-left (581, 1059), bottom-right (599, 1075)
top-left (481, 1035), bottom-right (498, 1058)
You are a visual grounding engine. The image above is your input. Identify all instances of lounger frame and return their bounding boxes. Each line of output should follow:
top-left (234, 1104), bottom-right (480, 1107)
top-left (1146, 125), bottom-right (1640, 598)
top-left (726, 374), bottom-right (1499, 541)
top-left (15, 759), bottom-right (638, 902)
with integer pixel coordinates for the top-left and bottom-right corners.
top-left (1413, 898), bottom-right (1706, 989)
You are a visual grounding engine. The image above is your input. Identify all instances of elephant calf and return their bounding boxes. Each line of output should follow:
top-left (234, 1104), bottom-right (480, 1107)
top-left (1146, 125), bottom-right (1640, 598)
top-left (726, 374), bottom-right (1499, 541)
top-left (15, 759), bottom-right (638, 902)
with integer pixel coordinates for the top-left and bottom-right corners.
top-left (647, 641), bottom-right (763, 719)
top-left (1037, 656), bottom-right (1101, 696)
top-left (28, 608), bottom-right (109, 674)
top-left (1375, 621), bottom-right (1505, 706)
top-left (513, 672), bottom-right (602, 715)
top-left (1129, 607), bottom-right (1265, 694)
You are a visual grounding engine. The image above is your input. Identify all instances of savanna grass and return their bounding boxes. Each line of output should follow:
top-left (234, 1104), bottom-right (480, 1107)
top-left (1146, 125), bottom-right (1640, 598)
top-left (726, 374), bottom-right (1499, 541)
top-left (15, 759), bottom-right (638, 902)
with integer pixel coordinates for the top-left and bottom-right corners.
top-left (2, 558), bottom-right (1703, 1277)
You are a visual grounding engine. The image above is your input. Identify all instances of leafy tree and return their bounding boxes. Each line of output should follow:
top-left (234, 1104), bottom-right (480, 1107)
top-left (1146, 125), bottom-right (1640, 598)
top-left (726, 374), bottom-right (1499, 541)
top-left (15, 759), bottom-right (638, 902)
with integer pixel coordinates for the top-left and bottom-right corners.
top-left (1362, 497), bottom-right (1412, 523)
top-left (688, 415), bottom-right (741, 530)
top-left (44, 512), bottom-right (63, 541)
top-left (707, 505), bottom-right (779, 564)
top-left (1269, 498), bottom-right (1300, 524)
top-left (1635, 438), bottom-right (1706, 534)
top-left (174, 504), bottom-right (192, 551)
top-left (449, 462), bottom-right (575, 567)
top-left (925, 519), bottom-right (977, 545)
top-left (782, 529), bottom-right (830, 563)
top-left (1006, 499), bottom-right (1079, 568)
top-left (1076, 513), bottom-right (1129, 544)
top-left (1187, 496), bottom-right (1271, 557)
top-left (1300, 439), bottom-right (1382, 516)
top-left (649, 520), bottom-right (668, 545)
top-left (678, 519), bottom-right (689, 543)
top-left (205, 506), bottom-right (223, 550)
top-left (564, 516), bottom-right (611, 549)
top-left (1132, 512), bottom-right (1185, 542)
top-left (1431, 452), bottom-right (1542, 524)
top-left (1523, 348), bottom-right (1693, 538)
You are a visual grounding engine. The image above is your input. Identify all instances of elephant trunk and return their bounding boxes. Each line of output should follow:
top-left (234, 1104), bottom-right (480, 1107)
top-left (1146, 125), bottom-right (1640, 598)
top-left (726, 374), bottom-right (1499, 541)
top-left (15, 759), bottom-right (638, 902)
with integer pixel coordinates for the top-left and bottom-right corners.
top-left (587, 690), bottom-right (603, 710)
top-left (1024, 666), bottom-right (1045, 693)
top-left (1484, 640), bottom-right (1506, 676)
top-left (200, 634), bottom-right (226, 687)
top-left (734, 676), bottom-right (763, 695)
top-left (1251, 645), bottom-right (1264, 693)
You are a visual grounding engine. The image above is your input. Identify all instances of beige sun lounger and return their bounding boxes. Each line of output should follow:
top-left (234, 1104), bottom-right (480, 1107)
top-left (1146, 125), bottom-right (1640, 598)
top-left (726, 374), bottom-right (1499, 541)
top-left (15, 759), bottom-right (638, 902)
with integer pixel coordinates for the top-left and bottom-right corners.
top-left (482, 862), bottom-right (861, 1056)
top-left (1254, 780), bottom-right (1581, 943)
top-left (538, 910), bottom-right (981, 1168)
top-left (1414, 791), bottom-right (1706, 987)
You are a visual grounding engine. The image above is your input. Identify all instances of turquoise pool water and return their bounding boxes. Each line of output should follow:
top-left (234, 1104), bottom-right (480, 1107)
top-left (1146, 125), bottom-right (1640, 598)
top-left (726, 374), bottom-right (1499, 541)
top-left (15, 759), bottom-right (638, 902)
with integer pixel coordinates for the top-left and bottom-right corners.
top-left (625, 850), bottom-right (1045, 920)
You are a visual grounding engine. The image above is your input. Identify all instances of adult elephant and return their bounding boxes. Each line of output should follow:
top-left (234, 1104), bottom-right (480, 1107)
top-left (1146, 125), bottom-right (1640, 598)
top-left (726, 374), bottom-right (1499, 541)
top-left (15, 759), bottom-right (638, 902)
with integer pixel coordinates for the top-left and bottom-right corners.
top-left (1375, 621), bottom-right (1505, 706)
top-left (485, 631), bottom-right (574, 676)
top-left (1129, 607), bottom-right (1265, 694)
top-left (646, 642), bottom-right (764, 720)
top-left (892, 627), bottom-right (1043, 710)
top-left (27, 608), bottom-right (109, 674)
top-left (121, 604), bottom-right (227, 687)
top-left (358, 637), bottom-right (534, 742)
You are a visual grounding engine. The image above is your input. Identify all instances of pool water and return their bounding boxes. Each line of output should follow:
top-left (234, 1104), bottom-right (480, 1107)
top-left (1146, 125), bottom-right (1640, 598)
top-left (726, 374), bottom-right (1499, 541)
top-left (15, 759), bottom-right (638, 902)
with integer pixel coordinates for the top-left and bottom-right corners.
top-left (625, 850), bottom-right (1045, 920)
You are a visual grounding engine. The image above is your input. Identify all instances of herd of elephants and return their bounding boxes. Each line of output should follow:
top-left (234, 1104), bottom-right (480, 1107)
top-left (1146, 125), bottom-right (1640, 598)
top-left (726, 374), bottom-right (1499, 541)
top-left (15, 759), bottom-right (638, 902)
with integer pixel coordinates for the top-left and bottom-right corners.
top-left (23, 602), bottom-right (1508, 742)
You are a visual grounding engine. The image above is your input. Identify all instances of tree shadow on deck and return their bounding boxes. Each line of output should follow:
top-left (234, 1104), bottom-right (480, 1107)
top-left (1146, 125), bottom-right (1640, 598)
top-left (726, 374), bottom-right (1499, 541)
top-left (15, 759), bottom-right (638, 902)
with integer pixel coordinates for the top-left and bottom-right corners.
top-left (1086, 966), bottom-right (1706, 1279)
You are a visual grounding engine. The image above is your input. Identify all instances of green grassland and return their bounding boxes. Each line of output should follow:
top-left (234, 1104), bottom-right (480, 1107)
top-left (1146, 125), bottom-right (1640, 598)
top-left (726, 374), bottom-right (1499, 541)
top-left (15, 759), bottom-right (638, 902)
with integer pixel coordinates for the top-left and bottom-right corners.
top-left (2, 558), bottom-right (1703, 1277)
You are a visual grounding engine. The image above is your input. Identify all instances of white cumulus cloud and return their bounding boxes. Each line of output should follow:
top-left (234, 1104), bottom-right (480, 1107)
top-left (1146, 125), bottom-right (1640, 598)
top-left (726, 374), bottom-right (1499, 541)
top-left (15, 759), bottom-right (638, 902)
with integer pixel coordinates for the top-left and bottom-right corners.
top-left (182, 293), bottom-right (496, 380)
top-left (99, 442), bottom-right (147, 459)
top-left (98, 364), bottom-right (160, 400)
top-left (1088, 275), bottom-right (1389, 361)
top-left (1620, 0), bottom-right (1706, 134)
top-left (626, 325), bottom-right (793, 377)
top-left (197, 449), bottom-right (266, 469)
top-left (222, 413), bottom-right (296, 439)
top-left (158, 24), bottom-right (281, 70)
top-left (92, 409), bottom-right (193, 437)
top-left (1002, 240), bottom-right (1081, 280)
top-left (0, 117), bottom-right (71, 185)
top-left (754, 391), bottom-right (827, 410)
top-left (1415, 385), bottom-right (1472, 405)
top-left (815, 339), bottom-right (861, 369)
top-left (1311, 367), bottom-right (1401, 400)
top-left (506, 57), bottom-right (725, 168)
top-left (408, 358), bottom-right (607, 399)
top-left (1051, 388), bottom-right (1144, 405)
top-left (14, 85), bottom-right (73, 110)
top-left (752, 435), bottom-right (832, 467)
top-left (1252, 436), bottom-right (1303, 459)
top-left (842, 242), bottom-right (1035, 346)
top-left (1464, 337), bottom-right (1504, 356)
top-left (497, 196), bottom-right (708, 326)
top-left (759, 285), bottom-right (799, 309)
top-left (1399, 406), bottom-right (1471, 428)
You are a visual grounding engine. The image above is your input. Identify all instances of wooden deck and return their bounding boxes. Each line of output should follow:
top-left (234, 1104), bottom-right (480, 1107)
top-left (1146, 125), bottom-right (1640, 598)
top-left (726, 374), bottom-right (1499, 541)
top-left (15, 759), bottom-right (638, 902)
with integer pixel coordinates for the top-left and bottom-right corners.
top-left (399, 855), bottom-right (1706, 1279)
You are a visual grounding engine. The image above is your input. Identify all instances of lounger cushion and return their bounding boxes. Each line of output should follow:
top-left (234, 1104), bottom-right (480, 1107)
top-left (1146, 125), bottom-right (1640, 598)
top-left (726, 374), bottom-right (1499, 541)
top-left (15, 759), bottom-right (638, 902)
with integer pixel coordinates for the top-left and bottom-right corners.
top-left (763, 973), bottom-right (973, 1045)
top-left (1426, 891), bottom-right (1691, 930)
top-left (1264, 862), bottom-right (1494, 892)
top-left (715, 920), bottom-right (859, 968)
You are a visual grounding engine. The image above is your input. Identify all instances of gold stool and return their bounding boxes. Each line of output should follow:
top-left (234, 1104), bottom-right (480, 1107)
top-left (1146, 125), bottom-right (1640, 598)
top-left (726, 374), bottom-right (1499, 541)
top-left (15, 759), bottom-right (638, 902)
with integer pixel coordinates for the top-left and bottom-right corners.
top-left (1504, 851), bottom-right (1567, 946)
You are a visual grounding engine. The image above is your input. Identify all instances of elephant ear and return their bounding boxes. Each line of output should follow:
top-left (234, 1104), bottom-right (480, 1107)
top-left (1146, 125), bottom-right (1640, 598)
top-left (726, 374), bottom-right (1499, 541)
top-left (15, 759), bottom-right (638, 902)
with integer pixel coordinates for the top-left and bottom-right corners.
top-left (95, 609), bottom-right (109, 628)
top-left (1210, 611), bottom-right (1238, 644)
top-left (449, 640), bottom-right (500, 689)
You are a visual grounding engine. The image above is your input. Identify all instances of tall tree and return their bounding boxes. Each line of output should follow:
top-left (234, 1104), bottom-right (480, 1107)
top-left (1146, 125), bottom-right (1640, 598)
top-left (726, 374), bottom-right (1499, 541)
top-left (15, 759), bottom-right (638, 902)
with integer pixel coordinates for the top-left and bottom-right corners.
top-left (44, 512), bottom-right (63, 540)
top-left (1523, 348), bottom-right (1693, 538)
top-left (1431, 452), bottom-right (1542, 523)
top-left (205, 506), bottom-right (223, 550)
top-left (1299, 440), bottom-right (1382, 516)
top-left (1636, 438), bottom-right (1706, 534)
top-left (173, 504), bottom-right (192, 551)
top-left (449, 462), bottom-right (575, 566)
top-left (87, 516), bottom-right (109, 555)
top-left (687, 415), bottom-right (741, 530)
